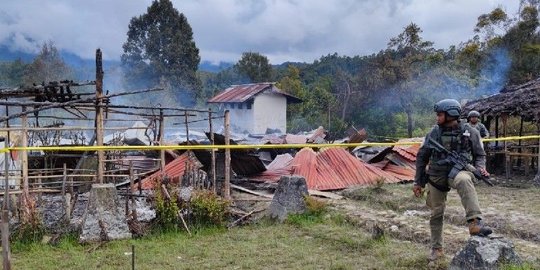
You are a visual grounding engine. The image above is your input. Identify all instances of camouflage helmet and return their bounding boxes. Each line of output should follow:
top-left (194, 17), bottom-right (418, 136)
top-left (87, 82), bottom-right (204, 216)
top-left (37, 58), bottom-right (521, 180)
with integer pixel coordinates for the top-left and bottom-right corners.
top-left (434, 99), bottom-right (461, 117)
top-left (467, 110), bottom-right (480, 119)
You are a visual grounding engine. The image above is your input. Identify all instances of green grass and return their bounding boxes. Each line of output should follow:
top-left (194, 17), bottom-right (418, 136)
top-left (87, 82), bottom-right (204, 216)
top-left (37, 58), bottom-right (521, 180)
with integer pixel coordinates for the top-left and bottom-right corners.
top-left (11, 213), bottom-right (430, 270)
top-left (342, 184), bottom-right (423, 213)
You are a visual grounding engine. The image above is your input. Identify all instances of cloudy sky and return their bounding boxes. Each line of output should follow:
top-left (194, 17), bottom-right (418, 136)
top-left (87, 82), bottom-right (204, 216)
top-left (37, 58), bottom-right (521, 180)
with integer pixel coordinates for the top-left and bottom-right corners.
top-left (0, 0), bottom-right (520, 64)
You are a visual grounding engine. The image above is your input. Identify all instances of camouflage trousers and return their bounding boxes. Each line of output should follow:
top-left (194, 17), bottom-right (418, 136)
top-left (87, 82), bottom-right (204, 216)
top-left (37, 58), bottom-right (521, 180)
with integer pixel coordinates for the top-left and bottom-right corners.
top-left (426, 171), bottom-right (482, 249)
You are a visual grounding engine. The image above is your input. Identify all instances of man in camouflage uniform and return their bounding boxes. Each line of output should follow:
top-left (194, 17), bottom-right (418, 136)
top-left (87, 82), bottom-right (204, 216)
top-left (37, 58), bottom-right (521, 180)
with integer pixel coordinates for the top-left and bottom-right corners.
top-left (466, 110), bottom-right (489, 139)
top-left (413, 99), bottom-right (493, 261)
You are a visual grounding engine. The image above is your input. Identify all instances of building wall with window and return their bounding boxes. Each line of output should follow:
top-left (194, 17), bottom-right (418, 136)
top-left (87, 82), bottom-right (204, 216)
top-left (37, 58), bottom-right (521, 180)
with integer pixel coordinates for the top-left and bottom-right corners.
top-left (228, 101), bottom-right (254, 133)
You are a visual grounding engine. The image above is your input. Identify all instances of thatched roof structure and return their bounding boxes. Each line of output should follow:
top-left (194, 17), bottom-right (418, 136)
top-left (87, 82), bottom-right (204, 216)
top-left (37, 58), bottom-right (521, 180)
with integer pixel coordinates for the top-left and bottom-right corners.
top-left (462, 78), bottom-right (540, 122)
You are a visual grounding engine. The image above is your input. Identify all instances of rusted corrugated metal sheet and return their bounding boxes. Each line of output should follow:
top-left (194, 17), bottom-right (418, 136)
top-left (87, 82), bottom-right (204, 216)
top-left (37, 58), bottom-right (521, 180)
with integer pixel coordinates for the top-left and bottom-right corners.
top-left (260, 134), bottom-right (285, 144)
top-left (364, 163), bottom-right (403, 184)
top-left (307, 126), bottom-right (326, 143)
top-left (381, 163), bottom-right (415, 181)
top-left (370, 160), bottom-right (390, 169)
top-left (251, 154), bottom-right (294, 181)
top-left (113, 155), bottom-right (159, 171)
top-left (291, 148), bottom-right (318, 188)
top-left (290, 147), bottom-right (400, 191)
top-left (267, 153), bottom-right (294, 170)
top-left (393, 144), bottom-right (420, 162)
top-left (348, 128), bottom-right (367, 143)
top-left (208, 83), bottom-right (270, 103)
top-left (138, 152), bottom-right (202, 190)
top-left (285, 134), bottom-right (308, 144)
top-left (208, 83), bottom-right (302, 104)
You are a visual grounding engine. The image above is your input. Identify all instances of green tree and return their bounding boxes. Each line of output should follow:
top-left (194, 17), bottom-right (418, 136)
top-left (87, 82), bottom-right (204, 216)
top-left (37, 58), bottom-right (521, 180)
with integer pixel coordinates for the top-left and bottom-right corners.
top-left (385, 23), bottom-right (435, 137)
top-left (121, 0), bottom-right (201, 101)
top-left (0, 58), bottom-right (28, 87)
top-left (23, 42), bottom-right (72, 85)
top-left (234, 52), bottom-right (272, 83)
top-left (474, 7), bottom-right (511, 42)
top-left (503, 5), bottom-right (540, 83)
top-left (277, 65), bottom-right (309, 131)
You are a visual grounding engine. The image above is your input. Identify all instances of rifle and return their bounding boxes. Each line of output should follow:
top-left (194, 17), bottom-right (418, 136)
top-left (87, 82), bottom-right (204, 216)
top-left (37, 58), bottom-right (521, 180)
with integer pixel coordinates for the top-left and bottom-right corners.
top-left (427, 137), bottom-right (494, 186)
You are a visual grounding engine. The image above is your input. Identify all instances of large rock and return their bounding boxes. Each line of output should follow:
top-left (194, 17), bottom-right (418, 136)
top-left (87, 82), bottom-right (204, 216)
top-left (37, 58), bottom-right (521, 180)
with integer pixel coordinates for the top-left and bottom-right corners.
top-left (450, 236), bottom-right (522, 270)
top-left (268, 175), bottom-right (308, 222)
top-left (79, 184), bottom-right (131, 243)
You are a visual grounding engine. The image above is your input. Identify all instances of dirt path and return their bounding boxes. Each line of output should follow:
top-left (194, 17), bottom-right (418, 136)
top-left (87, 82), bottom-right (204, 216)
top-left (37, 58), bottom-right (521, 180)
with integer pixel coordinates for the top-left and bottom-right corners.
top-left (332, 184), bottom-right (540, 262)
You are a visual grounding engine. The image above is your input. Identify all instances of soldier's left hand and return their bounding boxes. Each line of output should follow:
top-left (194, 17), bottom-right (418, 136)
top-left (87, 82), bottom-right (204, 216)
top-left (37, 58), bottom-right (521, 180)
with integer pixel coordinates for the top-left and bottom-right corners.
top-left (479, 167), bottom-right (490, 177)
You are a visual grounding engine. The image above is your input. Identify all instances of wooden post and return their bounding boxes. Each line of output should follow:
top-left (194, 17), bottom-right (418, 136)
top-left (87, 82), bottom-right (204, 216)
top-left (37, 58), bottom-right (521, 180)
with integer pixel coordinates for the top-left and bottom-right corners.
top-left (2, 209), bottom-right (11, 270)
top-left (21, 106), bottom-right (29, 200)
top-left (537, 123), bottom-right (540, 177)
top-left (61, 164), bottom-right (67, 197)
top-left (495, 116), bottom-right (499, 147)
top-left (131, 245), bottom-right (135, 270)
top-left (502, 114), bottom-right (510, 179)
top-left (129, 161), bottom-right (136, 220)
top-left (61, 163), bottom-right (70, 221)
top-left (517, 116), bottom-right (524, 168)
top-left (184, 110), bottom-right (190, 142)
top-left (485, 115), bottom-right (492, 133)
top-left (3, 105), bottom-right (10, 210)
top-left (209, 108), bottom-right (216, 194)
top-left (2, 150), bottom-right (11, 269)
top-left (37, 173), bottom-right (42, 203)
top-left (159, 109), bottom-right (165, 172)
top-left (95, 49), bottom-right (105, 184)
top-left (68, 171), bottom-right (74, 200)
top-left (223, 110), bottom-right (231, 199)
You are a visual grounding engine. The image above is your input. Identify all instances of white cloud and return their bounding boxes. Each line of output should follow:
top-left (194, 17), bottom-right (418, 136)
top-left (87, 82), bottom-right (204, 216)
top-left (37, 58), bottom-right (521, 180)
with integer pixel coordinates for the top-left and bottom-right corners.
top-left (0, 0), bottom-right (520, 64)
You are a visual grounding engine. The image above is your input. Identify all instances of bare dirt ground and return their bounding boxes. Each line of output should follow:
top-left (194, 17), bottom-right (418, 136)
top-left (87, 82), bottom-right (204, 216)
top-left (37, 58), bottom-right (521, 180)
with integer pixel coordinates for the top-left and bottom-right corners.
top-left (332, 180), bottom-right (540, 265)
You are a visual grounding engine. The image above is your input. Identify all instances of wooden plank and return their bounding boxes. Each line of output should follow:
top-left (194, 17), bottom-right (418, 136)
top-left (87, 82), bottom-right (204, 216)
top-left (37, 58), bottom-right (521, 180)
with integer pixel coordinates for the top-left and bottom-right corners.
top-left (2, 210), bottom-right (11, 270)
top-left (159, 109), bottom-right (165, 172)
top-left (209, 108), bottom-right (217, 194)
top-left (129, 161), bottom-right (136, 220)
top-left (21, 106), bottom-right (28, 199)
top-left (231, 184), bottom-right (273, 199)
top-left (308, 190), bottom-right (344, 200)
top-left (224, 110), bottom-right (231, 199)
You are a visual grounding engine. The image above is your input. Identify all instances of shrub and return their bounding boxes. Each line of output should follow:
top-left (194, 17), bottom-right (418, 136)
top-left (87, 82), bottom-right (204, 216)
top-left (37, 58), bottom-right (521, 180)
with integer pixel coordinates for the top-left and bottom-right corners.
top-left (13, 220), bottom-right (45, 244)
top-left (190, 190), bottom-right (229, 227)
top-left (287, 196), bottom-right (328, 226)
top-left (13, 201), bottom-right (45, 244)
top-left (305, 196), bottom-right (327, 216)
top-left (374, 177), bottom-right (386, 189)
top-left (154, 185), bottom-right (180, 231)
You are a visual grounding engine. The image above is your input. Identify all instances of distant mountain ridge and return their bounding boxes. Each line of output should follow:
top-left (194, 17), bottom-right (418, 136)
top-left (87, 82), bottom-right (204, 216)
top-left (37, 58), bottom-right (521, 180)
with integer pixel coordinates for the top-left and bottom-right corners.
top-left (0, 45), bottom-right (235, 73)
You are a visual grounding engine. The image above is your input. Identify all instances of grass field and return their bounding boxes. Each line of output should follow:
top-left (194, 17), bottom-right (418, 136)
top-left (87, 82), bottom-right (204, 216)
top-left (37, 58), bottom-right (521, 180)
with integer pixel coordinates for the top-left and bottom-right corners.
top-left (10, 183), bottom-right (539, 269)
top-left (11, 213), bottom-right (435, 270)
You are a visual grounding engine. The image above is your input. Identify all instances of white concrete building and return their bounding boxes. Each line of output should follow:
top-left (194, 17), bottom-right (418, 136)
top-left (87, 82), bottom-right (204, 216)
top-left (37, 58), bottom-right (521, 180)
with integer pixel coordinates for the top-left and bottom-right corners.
top-left (208, 83), bottom-right (301, 134)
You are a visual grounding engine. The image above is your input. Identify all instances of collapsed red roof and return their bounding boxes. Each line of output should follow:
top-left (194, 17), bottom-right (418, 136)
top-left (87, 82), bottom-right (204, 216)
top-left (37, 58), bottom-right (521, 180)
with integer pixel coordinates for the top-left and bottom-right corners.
top-left (254, 147), bottom-right (401, 191)
top-left (137, 151), bottom-right (202, 190)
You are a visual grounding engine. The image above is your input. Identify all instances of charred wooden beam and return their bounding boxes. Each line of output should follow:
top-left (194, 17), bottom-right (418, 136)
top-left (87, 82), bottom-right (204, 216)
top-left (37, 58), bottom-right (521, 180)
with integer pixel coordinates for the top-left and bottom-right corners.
top-left (76, 104), bottom-right (217, 113)
top-left (0, 87), bottom-right (164, 122)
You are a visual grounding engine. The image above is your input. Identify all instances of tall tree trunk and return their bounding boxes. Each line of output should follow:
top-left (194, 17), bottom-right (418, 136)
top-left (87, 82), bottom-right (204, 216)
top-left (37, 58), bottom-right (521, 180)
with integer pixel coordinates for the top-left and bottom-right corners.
top-left (406, 105), bottom-right (413, 138)
top-left (341, 81), bottom-right (351, 121)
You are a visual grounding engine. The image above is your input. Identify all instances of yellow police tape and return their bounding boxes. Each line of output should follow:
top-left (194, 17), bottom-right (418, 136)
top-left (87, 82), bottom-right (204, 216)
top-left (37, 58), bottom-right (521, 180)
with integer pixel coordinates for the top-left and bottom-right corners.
top-left (0, 135), bottom-right (538, 153)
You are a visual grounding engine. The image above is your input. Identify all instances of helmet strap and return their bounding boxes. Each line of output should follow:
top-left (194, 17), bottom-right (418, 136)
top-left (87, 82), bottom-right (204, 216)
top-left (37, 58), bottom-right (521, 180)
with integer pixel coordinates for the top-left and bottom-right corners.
top-left (443, 113), bottom-right (459, 127)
